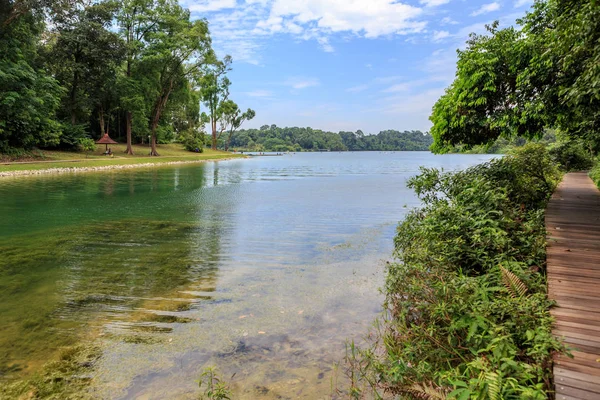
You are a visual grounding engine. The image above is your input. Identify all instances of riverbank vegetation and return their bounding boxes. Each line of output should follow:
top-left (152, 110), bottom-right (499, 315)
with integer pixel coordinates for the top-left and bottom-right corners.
top-left (0, 0), bottom-right (254, 157)
top-left (347, 145), bottom-right (564, 398)
top-left (347, 0), bottom-right (600, 397)
top-left (224, 126), bottom-right (433, 152)
top-left (225, 125), bottom-right (433, 151)
top-left (0, 145), bottom-right (242, 174)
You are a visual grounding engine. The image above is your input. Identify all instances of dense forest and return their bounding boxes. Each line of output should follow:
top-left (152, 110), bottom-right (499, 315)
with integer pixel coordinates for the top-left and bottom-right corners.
top-left (222, 126), bottom-right (433, 152)
top-left (0, 0), bottom-right (254, 157)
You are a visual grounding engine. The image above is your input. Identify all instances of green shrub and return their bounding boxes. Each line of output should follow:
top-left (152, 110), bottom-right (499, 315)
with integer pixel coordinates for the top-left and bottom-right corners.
top-left (548, 140), bottom-right (594, 171)
top-left (179, 129), bottom-right (205, 152)
top-left (347, 144), bottom-right (564, 399)
top-left (590, 162), bottom-right (600, 189)
top-left (78, 137), bottom-right (96, 157)
top-left (59, 123), bottom-right (89, 149)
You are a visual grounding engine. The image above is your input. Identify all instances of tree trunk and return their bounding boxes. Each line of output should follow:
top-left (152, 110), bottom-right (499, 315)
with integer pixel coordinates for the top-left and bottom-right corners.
top-left (149, 110), bottom-right (160, 156)
top-left (125, 111), bottom-right (134, 155)
top-left (148, 80), bottom-right (174, 156)
top-left (211, 120), bottom-right (217, 150)
top-left (125, 27), bottom-right (134, 155)
top-left (99, 106), bottom-right (105, 135)
top-left (225, 130), bottom-right (233, 152)
top-left (150, 127), bottom-right (159, 156)
top-left (70, 69), bottom-right (78, 125)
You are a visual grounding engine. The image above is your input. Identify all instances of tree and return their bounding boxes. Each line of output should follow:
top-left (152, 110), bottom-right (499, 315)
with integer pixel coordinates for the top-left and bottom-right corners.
top-left (219, 100), bottom-right (255, 151)
top-left (49, 0), bottom-right (125, 141)
top-left (117, 0), bottom-right (159, 155)
top-left (199, 55), bottom-right (231, 150)
top-left (0, 0), bottom-right (63, 152)
top-left (429, 0), bottom-right (600, 153)
top-left (138, 0), bottom-right (212, 156)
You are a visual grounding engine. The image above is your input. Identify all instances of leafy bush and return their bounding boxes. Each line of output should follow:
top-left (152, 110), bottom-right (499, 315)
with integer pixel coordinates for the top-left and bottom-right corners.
top-left (78, 137), bottom-right (96, 157)
top-left (347, 144), bottom-right (564, 399)
top-left (590, 162), bottom-right (600, 189)
top-left (548, 140), bottom-right (594, 172)
top-left (59, 123), bottom-right (89, 149)
top-left (179, 129), bottom-right (205, 152)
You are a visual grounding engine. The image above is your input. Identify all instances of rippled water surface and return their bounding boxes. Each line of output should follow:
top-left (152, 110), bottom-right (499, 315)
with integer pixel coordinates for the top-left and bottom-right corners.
top-left (0, 152), bottom-right (496, 398)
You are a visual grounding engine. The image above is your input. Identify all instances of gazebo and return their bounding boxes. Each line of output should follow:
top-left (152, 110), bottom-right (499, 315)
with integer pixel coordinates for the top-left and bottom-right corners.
top-left (96, 133), bottom-right (118, 153)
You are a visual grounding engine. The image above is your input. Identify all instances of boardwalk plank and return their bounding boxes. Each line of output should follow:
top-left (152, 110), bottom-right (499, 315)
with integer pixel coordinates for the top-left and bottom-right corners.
top-left (548, 172), bottom-right (600, 399)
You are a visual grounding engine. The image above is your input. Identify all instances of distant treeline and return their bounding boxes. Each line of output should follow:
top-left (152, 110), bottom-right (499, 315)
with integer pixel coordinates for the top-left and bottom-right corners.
top-left (219, 125), bottom-right (433, 152)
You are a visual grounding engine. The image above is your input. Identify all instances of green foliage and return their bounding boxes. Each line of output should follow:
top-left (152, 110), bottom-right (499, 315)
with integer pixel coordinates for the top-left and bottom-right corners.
top-left (347, 144), bottom-right (564, 399)
top-left (198, 367), bottom-right (232, 400)
top-left (589, 162), bottom-right (600, 189)
top-left (430, 0), bottom-right (600, 154)
top-left (548, 140), bottom-right (595, 171)
top-left (0, 7), bottom-right (63, 152)
top-left (0, 0), bottom-right (248, 157)
top-left (78, 137), bottom-right (96, 157)
top-left (229, 126), bottom-right (432, 152)
top-left (48, 0), bottom-right (125, 134)
top-left (179, 129), bottom-right (205, 152)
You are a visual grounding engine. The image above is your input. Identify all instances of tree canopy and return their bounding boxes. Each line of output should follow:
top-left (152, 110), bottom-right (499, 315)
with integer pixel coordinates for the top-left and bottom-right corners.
top-left (430, 0), bottom-right (600, 153)
top-left (0, 0), bottom-right (254, 156)
top-left (226, 126), bottom-right (433, 152)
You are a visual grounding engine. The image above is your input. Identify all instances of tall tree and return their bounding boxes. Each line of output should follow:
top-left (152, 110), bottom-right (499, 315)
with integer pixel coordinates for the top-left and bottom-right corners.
top-left (139, 0), bottom-right (212, 156)
top-left (199, 55), bottom-right (231, 150)
top-left (117, 0), bottom-right (158, 155)
top-left (0, 0), bottom-right (63, 152)
top-left (219, 100), bottom-right (255, 151)
top-left (49, 0), bottom-right (124, 138)
top-left (429, 0), bottom-right (600, 153)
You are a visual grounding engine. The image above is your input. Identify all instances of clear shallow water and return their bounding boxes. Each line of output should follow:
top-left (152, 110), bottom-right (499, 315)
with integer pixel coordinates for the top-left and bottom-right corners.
top-left (0, 152), bottom-right (496, 398)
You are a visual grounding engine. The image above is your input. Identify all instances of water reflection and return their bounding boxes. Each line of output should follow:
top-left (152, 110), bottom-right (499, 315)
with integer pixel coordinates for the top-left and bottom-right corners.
top-left (0, 165), bottom-right (239, 377)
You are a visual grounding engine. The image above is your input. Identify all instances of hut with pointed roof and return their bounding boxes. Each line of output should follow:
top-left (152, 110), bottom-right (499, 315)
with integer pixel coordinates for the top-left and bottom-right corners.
top-left (96, 133), bottom-right (118, 153)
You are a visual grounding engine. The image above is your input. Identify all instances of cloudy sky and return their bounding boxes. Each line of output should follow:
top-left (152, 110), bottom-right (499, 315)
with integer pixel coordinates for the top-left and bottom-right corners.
top-left (181, 0), bottom-right (534, 133)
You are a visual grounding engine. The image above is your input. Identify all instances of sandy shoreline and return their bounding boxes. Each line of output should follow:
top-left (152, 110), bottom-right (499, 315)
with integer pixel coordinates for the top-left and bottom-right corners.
top-left (0, 157), bottom-right (245, 178)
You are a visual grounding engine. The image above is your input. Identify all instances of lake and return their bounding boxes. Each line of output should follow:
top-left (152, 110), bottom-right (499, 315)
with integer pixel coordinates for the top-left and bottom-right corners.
top-left (0, 152), bottom-right (495, 399)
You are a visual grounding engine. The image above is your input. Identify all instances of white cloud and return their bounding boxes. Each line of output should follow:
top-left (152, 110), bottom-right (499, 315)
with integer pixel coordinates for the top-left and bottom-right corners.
top-left (257, 0), bottom-right (426, 38)
top-left (365, 63), bottom-right (373, 69)
top-left (470, 2), bottom-right (501, 16)
top-left (432, 30), bottom-right (450, 42)
top-left (185, 0), bottom-right (236, 13)
top-left (514, 0), bottom-right (532, 7)
top-left (440, 16), bottom-right (459, 25)
top-left (317, 37), bottom-right (334, 52)
top-left (346, 84), bottom-right (369, 93)
top-left (285, 77), bottom-right (320, 90)
top-left (420, 0), bottom-right (451, 6)
top-left (244, 90), bottom-right (274, 98)
top-left (185, 0), bottom-right (430, 63)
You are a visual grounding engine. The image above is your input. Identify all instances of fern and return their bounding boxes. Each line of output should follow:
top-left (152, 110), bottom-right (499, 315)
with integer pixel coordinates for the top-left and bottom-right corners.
top-left (499, 265), bottom-right (528, 298)
top-left (485, 371), bottom-right (501, 400)
top-left (402, 383), bottom-right (448, 399)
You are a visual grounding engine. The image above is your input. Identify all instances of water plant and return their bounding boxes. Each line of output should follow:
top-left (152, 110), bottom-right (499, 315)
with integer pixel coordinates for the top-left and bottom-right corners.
top-left (198, 367), bottom-right (232, 400)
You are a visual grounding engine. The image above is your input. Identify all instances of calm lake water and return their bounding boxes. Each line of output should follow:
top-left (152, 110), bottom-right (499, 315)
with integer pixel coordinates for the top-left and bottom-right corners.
top-left (0, 152), bottom-right (495, 399)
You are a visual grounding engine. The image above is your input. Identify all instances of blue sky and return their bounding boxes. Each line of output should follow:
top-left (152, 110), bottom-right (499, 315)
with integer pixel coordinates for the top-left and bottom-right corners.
top-left (181, 0), bottom-right (534, 133)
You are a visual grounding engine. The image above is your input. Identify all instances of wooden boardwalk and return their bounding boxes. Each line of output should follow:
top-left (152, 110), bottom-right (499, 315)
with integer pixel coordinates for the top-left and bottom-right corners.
top-left (547, 172), bottom-right (600, 400)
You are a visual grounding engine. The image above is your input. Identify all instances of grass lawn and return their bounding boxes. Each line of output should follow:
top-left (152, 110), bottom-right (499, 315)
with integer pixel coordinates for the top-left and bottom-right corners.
top-left (0, 144), bottom-right (245, 173)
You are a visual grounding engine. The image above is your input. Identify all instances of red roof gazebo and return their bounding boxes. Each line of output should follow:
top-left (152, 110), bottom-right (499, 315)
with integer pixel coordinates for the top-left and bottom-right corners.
top-left (96, 133), bottom-right (118, 152)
